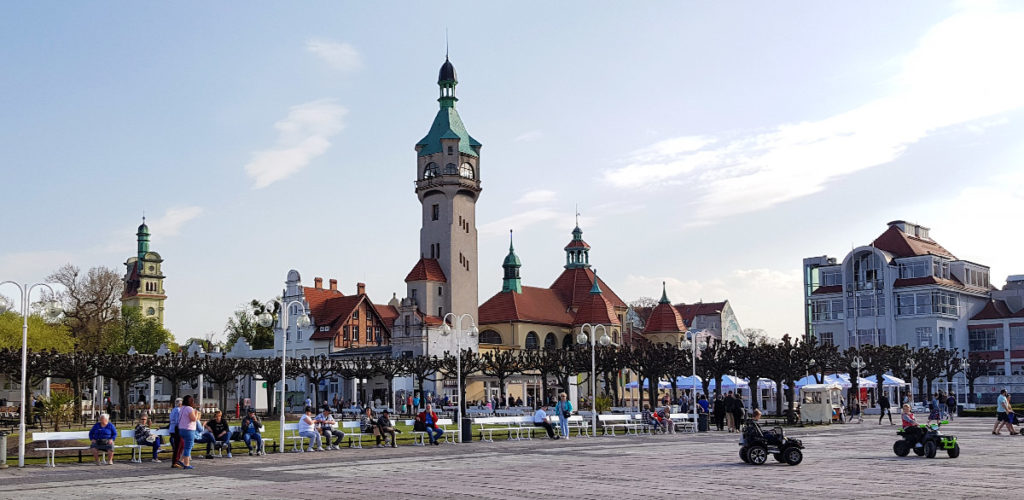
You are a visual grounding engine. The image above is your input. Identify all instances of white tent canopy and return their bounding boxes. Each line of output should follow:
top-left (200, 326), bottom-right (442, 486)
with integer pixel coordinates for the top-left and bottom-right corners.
top-left (624, 379), bottom-right (673, 390)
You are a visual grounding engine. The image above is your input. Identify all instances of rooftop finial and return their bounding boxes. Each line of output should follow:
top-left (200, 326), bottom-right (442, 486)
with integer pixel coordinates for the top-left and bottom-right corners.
top-left (509, 228), bottom-right (514, 251)
top-left (445, 27), bottom-right (449, 59)
top-left (575, 203), bottom-right (580, 228)
top-left (659, 281), bottom-right (670, 304)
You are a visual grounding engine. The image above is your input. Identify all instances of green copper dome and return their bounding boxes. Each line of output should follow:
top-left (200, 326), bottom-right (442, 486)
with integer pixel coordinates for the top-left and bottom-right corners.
top-left (416, 56), bottom-right (481, 158)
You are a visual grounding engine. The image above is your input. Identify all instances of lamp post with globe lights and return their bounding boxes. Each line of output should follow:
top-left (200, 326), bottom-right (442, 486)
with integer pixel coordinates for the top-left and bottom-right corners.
top-left (441, 312), bottom-right (477, 443)
top-left (851, 355), bottom-right (866, 421)
top-left (905, 358), bottom-right (917, 403)
top-left (256, 299), bottom-right (311, 453)
top-left (0, 281), bottom-right (63, 467)
top-left (577, 323), bottom-right (611, 436)
top-left (679, 329), bottom-right (708, 431)
top-left (959, 357), bottom-right (969, 407)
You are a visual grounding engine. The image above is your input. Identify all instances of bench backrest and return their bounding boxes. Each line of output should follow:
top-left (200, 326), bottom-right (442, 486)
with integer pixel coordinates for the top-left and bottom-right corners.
top-left (33, 431), bottom-right (91, 445)
top-left (598, 414), bottom-right (629, 422)
top-left (282, 423), bottom-right (300, 434)
top-left (435, 418), bottom-right (454, 426)
top-left (476, 416), bottom-right (530, 426)
top-left (341, 421), bottom-right (371, 433)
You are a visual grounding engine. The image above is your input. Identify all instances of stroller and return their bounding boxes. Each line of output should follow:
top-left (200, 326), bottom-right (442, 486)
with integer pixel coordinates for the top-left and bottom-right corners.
top-left (739, 419), bottom-right (804, 465)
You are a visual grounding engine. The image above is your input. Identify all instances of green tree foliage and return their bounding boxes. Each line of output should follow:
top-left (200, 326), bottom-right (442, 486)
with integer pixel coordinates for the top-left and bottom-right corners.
top-left (0, 311), bottom-right (74, 352)
top-left (225, 300), bottom-right (277, 350)
top-left (39, 390), bottom-right (76, 431)
top-left (106, 306), bottom-right (173, 354)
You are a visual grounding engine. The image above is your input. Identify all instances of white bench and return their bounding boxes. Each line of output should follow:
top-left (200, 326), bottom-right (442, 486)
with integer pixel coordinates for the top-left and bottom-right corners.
top-left (475, 416), bottom-right (523, 442)
top-left (120, 428), bottom-right (171, 463)
top-left (341, 421), bottom-right (376, 448)
top-left (229, 425), bottom-right (271, 455)
top-left (407, 418), bottom-right (456, 445)
top-left (282, 423), bottom-right (316, 452)
top-left (32, 431), bottom-right (128, 467)
top-left (598, 414), bottom-right (644, 436)
top-left (551, 414), bottom-right (591, 437)
top-left (669, 413), bottom-right (697, 433)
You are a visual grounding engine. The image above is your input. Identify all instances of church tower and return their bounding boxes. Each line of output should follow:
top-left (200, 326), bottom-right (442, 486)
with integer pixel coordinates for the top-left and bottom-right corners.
top-left (411, 55), bottom-right (482, 322)
top-left (122, 218), bottom-right (167, 325)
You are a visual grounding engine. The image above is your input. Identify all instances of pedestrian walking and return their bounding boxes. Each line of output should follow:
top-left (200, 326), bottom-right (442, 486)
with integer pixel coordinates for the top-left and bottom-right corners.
top-left (946, 393), bottom-right (957, 421)
top-left (878, 393), bottom-right (893, 425)
top-left (712, 394), bottom-right (725, 431)
top-left (177, 395), bottom-right (199, 470)
top-left (993, 389), bottom-right (1018, 435)
top-left (169, 397), bottom-right (183, 468)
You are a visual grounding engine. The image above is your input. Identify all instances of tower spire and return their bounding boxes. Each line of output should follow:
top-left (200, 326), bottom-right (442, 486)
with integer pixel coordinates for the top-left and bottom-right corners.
top-left (590, 269), bottom-right (603, 294)
top-left (502, 229), bottom-right (522, 293)
top-left (659, 281), bottom-right (670, 304)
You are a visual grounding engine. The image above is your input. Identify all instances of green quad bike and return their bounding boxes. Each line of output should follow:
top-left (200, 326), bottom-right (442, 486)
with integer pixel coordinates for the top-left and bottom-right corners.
top-left (893, 420), bottom-right (959, 459)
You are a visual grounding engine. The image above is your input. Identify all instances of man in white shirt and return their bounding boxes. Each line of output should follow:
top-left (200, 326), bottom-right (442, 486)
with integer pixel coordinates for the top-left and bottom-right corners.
top-left (533, 406), bottom-right (559, 440)
top-left (315, 407), bottom-right (345, 449)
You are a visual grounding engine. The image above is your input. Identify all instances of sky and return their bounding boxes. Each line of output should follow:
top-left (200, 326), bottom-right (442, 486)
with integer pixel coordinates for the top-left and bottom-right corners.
top-left (2, 1), bottom-right (1023, 343)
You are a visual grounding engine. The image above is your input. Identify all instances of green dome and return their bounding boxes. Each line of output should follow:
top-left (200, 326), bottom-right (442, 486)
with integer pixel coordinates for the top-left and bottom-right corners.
top-left (503, 250), bottom-right (521, 267)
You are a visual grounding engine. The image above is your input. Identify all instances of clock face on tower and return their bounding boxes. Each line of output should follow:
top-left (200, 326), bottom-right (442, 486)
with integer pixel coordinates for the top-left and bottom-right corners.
top-left (148, 265), bottom-right (155, 271)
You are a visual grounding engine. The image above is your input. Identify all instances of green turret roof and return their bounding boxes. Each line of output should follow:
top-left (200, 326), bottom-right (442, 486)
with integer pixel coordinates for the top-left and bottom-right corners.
top-left (502, 230), bottom-right (522, 294)
top-left (417, 107), bottom-right (481, 157)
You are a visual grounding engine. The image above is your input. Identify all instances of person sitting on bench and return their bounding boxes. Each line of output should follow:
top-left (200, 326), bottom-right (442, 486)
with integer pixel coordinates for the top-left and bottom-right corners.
top-left (240, 408), bottom-right (263, 455)
top-left (90, 413), bottom-right (117, 465)
top-left (416, 403), bottom-right (444, 445)
top-left (134, 413), bottom-right (164, 462)
top-left (199, 410), bottom-right (232, 458)
top-left (315, 407), bottom-right (345, 450)
top-left (376, 409), bottom-right (399, 448)
top-left (533, 405), bottom-right (559, 440)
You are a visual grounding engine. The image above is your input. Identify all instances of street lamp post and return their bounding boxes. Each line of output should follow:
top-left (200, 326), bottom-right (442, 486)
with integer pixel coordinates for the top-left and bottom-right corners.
top-left (256, 299), bottom-right (311, 453)
top-left (577, 323), bottom-right (610, 436)
top-left (959, 358), bottom-right (969, 406)
top-left (680, 330), bottom-right (708, 432)
top-left (0, 281), bottom-right (62, 468)
top-left (905, 359), bottom-right (917, 403)
top-left (441, 312), bottom-right (478, 443)
top-left (851, 355), bottom-right (866, 423)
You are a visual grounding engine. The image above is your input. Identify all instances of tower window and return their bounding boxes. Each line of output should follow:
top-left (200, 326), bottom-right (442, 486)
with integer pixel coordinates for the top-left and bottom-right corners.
top-left (447, 146), bottom-right (453, 155)
top-left (424, 162), bottom-right (439, 179)
top-left (459, 163), bottom-right (474, 179)
top-left (432, 204), bottom-right (439, 221)
top-left (438, 307), bottom-right (443, 317)
top-left (444, 163), bottom-right (457, 175)
top-left (438, 286), bottom-right (443, 296)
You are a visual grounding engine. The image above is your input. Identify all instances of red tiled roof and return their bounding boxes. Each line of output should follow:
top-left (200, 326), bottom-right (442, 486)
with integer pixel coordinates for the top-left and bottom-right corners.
top-left (374, 304), bottom-right (399, 329)
top-left (303, 286), bottom-right (346, 324)
top-left (550, 268), bottom-right (626, 310)
top-left (674, 301), bottom-right (727, 327)
top-left (405, 258), bottom-right (447, 283)
top-left (564, 239), bottom-right (590, 250)
top-left (308, 295), bottom-right (363, 339)
top-left (811, 285), bottom-right (843, 295)
top-left (422, 314), bottom-right (444, 326)
top-left (893, 276), bottom-right (964, 289)
top-left (971, 299), bottom-right (1013, 321)
top-left (572, 291), bottom-right (621, 326)
top-left (871, 225), bottom-right (955, 259)
top-left (643, 302), bottom-right (686, 334)
top-left (479, 287), bottom-right (576, 326)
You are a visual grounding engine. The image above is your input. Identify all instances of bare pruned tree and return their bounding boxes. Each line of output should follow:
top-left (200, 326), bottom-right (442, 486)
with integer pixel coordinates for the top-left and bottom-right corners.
top-left (47, 264), bottom-right (123, 352)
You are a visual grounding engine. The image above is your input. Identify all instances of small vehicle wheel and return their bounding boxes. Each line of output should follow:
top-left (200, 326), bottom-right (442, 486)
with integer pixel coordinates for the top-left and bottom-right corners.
top-left (947, 443), bottom-right (960, 459)
top-left (747, 445), bottom-right (768, 465)
top-left (773, 453), bottom-right (784, 463)
top-left (924, 441), bottom-right (937, 459)
top-left (912, 446), bottom-right (925, 456)
top-left (739, 446), bottom-right (750, 463)
top-left (784, 447), bottom-right (803, 466)
top-left (893, 441), bottom-right (910, 457)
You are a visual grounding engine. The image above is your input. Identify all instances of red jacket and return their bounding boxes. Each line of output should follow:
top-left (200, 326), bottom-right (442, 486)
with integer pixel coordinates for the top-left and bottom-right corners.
top-left (417, 410), bottom-right (440, 429)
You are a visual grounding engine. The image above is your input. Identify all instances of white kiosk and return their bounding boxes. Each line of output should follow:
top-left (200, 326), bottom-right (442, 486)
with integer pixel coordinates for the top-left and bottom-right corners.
top-left (800, 383), bottom-right (844, 424)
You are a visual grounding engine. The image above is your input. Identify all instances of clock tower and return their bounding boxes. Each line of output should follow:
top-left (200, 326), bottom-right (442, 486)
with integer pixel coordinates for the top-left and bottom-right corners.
top-left (122, 218), bottom-right (167, 325)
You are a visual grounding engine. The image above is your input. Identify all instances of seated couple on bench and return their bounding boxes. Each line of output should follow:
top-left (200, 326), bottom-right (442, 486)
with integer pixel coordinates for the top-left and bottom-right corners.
top-left (360, 407), bottom-right (401, 448)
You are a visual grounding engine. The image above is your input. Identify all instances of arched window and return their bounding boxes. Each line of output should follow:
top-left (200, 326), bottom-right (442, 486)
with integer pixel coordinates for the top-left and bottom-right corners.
top-left (562, 334), bottom-right (573, 349)
top-left (525, 332), bottom-right (539, 350)
top-left (444, 163), bottom-right (458, 175)
top-left (424, 162), bottom-right (439, 179)
top-left (544, 332), bottom-right (557, 349)
top-left (479, 330), bottom-right (502, 345)
top-left (459, 162), bottom-right (474, 179)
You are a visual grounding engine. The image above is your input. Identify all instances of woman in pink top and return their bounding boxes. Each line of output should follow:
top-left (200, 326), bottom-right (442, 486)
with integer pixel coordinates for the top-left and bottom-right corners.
top-left (177, 395), bottom-right (200, 469)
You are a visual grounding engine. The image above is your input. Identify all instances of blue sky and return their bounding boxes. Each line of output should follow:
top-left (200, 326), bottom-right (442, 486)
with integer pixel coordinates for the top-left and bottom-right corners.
top-left (2, 1), bottom-right (1022, 342)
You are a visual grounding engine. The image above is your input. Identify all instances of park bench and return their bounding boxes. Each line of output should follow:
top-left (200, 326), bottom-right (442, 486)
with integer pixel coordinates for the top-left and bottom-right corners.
top-left (552, 414), bottom-right (591, 437)
top-left (341, 421), bottom-right (376, 448)
top-left (32, 430), bottom-right (129, 467)
top-left (229, 425), bottom-right (271, 455)
top-left (669, 413), bottom-right (697, 433)
top-left (598, 414), bottom-right (643, 436)
top-left (120, 428), bottom-right (172, 463)
top-left (282, 423), bottom-right (314, 452)
top-left (475, 416), bottom-right (529, 442)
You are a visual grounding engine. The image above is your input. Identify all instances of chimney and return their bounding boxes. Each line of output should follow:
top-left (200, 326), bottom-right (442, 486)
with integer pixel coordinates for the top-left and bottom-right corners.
top-left (314, 277), bottom-right (323, 289)
top-left (357, 282), bottom-right (366, 295)
top-left (329, 279), bottom-right (338, 291)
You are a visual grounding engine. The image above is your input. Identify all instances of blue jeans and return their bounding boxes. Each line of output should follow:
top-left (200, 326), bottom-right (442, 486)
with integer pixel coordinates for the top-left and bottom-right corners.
top-left (198, 431), bottom-right (231, 454)
top-left (243, 432), bottom-right (263, 452)
top-left (299, 430), bottom-right (322, 449)
top-left (558, 416), bottom-right (570, 437)
top-left (144, 436), bottom-right (163, 459)
top-left (179, 430), bottom-right (196, 458)
top-left (425, 426), bottom-right (444, 443)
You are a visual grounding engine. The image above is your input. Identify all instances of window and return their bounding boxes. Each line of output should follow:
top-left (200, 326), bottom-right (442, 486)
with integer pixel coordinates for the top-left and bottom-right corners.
top-left (366, 326), bottom-right (371, 341)
top-left (438, 307), bottom-right (443, 317)
top-left (821, 269), bottom-right (842, 286)
top-left (432, 204), bottom-right (439, 221)
top-left (968, 327), bottom-right (1002, 351)
top-left (818, 332), bottom-right (834, 345)
top-left (938, 327), bottom-right (946, 347)
top-left (544, 332), bottom-right (557, 349)
top-left (459, 162), bottom-right (474, 179)
top-left (811, 299), bottom-right (844, 321)
top-left (931, 291), bottom-right (958, 316)
top-left (438, 286), bottom-right (443, 296)
top-left (897, 291), bottom-right (957, 316)
top-left (899, 260), bottom-right (928, 279)
top-left (343, 326), bottom-right (349, 340)
top-left (353, 310), bottom-right (359, 320)
top-left (562, 334), bottom-right (573, 349)
top-left (402, 350), bottom-right (414, 358)
top-left (375, 327), bottom-right (381, 344)
top-left (479, 330), bottom-right (502, 344)
top-left (525, 332), bottom-right (539, 350)
top-left (1010, 326), bottom-right (1024, 349)
top-left (847, 294), bottom-right (884, 316)
top-left (447, 146), bottom-right (453, 155)
top-left (353, 324), bottom-right (360, 342)
top-left (933, 259), bottom-right (950, 279)
top-left (297, 330), bottom-right (303, 341)
top-left (146, 307), bottom-right (156, 316)
top-left (411, 289), bottom-right (418, 299)
top-left (849, 329), bottom-right (886, 347)
top-left (949, 327), bottom-right (955, 347)
top-left (424, 162), bottom-right (439, 179)
top-left (915, 327), bottom-right (933, 347)
top-left (444, 163), bottom-right (458, 175)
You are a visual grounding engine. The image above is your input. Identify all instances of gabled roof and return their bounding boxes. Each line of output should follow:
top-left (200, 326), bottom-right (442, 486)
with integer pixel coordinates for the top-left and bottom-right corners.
top-left (572, 291), bottom-right (621, 326)
top-left (308, 295), bottom-right (363, 339)
top-left (971, 299), bottom-right (1014, 321)
top-left (479, 286), bottom-right (576, 326)
top-left (405, 258), bottom-right (447, 283)
top-left (416, 107), bottom-right (480, 157)
top-left (374, 304), bottom-right (399, 329)
top-left (644, 302), bottom-right (687, 334)
top-left (674, 301), bottom-right (727, 327)
top-left (871, 225), bottom-right (955, 259)
top-left (550, 267), bottom-right (626, 310)
top-left (302, 286), bottom-right (346, 325)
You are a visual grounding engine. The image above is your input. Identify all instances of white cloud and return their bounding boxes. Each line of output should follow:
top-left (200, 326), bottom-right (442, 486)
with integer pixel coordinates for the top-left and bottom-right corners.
top-left (516, 189), bottom-right (557, 204)
top-left (245, 99), bottom-right (347, 189)
top-left (603, 6), bottom-right (1024, 226)
top-left (305, 40), bottom-right (362, 71)
top-left (514, 130), bottom-right (543, 142)
top-left (148, 206), bottom-right (204, 237)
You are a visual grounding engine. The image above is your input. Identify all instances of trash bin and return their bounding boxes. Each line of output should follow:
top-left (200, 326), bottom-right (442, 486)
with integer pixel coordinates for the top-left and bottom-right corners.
top-left (460, 415), bottom-right (474, 443)
top-left (697, 413), bottom-right (709, 432)
top-left (0, 431), bottom-right (8, 469)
